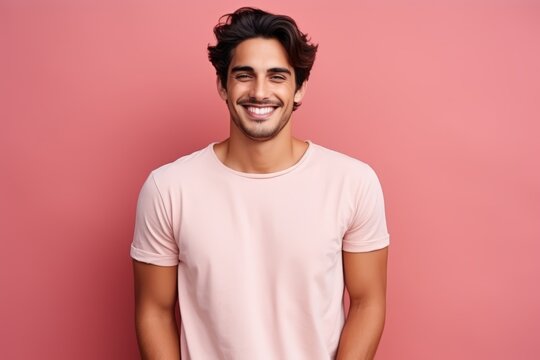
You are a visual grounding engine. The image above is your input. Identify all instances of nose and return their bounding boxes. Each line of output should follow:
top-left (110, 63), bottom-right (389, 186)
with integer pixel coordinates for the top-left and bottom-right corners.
top-left (248, 76), bottom-right (269, 101)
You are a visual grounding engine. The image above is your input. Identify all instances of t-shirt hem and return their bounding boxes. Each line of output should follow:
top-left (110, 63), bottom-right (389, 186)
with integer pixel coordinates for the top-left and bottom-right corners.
top-left (342, 235), bottom-right (390, 252)
top-left (130, 245), bottom-right (179, 266)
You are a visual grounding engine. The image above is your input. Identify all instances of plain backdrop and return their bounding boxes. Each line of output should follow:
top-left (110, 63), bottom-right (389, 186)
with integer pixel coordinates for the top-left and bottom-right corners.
top-left (1, 0), bottom-right (539, 359)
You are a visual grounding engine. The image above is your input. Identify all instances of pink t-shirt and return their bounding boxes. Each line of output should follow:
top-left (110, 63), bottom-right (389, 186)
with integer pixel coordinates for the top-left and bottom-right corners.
top-left (130, 140), bottom-right (390, 359)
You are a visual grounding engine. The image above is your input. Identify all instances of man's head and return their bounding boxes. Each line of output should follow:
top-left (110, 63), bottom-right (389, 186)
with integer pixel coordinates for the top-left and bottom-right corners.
top-left (208, 7), bottom-right (318, 101)
top-left (207, 7), bottom-right (318, 141)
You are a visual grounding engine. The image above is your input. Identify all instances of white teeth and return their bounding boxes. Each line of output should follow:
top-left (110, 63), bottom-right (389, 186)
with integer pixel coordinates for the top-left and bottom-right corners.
top-left (247, 106), bottom-right (274, 115)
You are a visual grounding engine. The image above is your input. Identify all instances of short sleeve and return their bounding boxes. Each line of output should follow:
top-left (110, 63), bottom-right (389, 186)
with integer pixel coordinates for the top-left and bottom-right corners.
top-left (130, 172), bottom-right (179, 266)
top-left (342, 166), bottom-right (390, 252)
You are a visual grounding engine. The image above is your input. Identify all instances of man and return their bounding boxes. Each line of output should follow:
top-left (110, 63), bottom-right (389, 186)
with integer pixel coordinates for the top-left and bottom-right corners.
top-left (131, 7), bottom-right (390, 360)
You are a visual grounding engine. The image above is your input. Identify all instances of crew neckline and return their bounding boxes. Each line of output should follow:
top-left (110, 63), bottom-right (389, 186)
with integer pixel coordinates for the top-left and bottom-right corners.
top-left (208, 140), bottom-right (314, 179)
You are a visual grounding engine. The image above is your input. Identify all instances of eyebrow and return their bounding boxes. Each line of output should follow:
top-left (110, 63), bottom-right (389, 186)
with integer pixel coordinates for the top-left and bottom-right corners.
top-left (230, 66), bottom-right (292, 75)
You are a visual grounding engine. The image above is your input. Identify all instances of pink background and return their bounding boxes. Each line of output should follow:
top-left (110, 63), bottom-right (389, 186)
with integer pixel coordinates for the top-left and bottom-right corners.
top-left (1, 1), bottom-right (539, 359)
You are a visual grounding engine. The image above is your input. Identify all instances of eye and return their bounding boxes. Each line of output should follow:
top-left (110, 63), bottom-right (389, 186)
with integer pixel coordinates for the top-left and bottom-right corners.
top-left (234, 73), bottom-right (252, 80)
top-left (271, 75), bottom-right (286, 82)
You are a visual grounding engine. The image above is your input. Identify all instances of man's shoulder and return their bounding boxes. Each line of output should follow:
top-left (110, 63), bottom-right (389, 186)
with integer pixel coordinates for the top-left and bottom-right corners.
top-left (149, 143), bottom-right (212, 185)
top-left (311, 141), bottom-right (376, 177)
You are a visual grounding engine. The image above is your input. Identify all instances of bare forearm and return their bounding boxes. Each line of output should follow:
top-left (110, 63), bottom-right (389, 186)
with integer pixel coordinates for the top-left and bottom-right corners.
top-left (335, 300), bottom-right (386, 360)
top-left (135, 309), bottom-right (180, 360)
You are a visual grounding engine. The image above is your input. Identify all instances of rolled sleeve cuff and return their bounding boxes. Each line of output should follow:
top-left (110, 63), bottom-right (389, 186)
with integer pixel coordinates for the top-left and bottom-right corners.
top-left (342, 234), bottom-right (390, 253)
top-left (130, 245), bottom-right (179, 266)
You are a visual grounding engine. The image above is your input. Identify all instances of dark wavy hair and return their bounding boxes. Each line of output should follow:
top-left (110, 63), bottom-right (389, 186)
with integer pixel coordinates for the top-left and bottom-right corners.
top-left (208, 7), bottom-right (318, 110)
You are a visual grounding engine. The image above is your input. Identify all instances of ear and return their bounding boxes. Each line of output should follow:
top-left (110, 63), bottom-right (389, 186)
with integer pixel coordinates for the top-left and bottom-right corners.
top-left (294, 81), bottom-right (307, 103)
top-left (217, 77), bottom-right (228, 101)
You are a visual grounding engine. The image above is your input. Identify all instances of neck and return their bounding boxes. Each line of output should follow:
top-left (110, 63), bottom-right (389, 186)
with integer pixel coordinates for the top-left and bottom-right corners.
top-left (214, 125), bottom-right (308, 174)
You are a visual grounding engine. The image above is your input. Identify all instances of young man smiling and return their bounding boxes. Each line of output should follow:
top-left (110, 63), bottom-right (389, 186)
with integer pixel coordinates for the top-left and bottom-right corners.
top-left (131, 7), bottom-right (390, 360)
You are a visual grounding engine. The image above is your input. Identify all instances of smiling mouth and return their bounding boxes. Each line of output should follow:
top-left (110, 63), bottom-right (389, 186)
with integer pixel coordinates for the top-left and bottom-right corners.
top-left (242, 105), bottom-right (278, 120)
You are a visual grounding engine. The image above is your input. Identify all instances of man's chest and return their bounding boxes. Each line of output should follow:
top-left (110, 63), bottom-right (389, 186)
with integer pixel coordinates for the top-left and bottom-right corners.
top-left (174, 179), bottom-right (351, 279)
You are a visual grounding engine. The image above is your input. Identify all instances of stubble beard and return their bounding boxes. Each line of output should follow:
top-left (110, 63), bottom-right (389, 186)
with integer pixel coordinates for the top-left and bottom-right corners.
top-left (231, 104), bottom-right (293, 142)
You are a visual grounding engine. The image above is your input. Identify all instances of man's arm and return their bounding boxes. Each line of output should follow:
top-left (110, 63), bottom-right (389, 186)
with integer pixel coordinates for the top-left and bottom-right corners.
top-left (336, 247), bottom-right (389, 360)
top-left (133, 259), bottom-right (180, 359)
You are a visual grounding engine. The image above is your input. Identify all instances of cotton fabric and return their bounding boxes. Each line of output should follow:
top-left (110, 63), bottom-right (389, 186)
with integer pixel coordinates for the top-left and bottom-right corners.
top-left (130, 140), bottom-right (390, 359)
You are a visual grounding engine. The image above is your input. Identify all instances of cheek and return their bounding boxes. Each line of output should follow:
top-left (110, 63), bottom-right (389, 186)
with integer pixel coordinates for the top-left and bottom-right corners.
top-left (280, 90), bottom-right (297, 104)
top-left (277, 84), bottom-right (296, 98)
top-left (228, 85), bottom-right (249, 100)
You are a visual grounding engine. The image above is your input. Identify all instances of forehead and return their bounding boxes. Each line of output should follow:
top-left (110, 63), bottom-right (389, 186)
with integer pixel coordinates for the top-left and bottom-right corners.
top-left (229, 37), bottom-right (292, 72)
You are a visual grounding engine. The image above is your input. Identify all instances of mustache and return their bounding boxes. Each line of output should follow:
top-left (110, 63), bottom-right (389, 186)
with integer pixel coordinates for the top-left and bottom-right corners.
top-left (237, 98), bottom-right (283, 107)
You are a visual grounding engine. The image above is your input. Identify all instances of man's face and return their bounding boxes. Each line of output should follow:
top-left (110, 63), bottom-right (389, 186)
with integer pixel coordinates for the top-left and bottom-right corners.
top-left (218, 37), bottom-right (306, 142)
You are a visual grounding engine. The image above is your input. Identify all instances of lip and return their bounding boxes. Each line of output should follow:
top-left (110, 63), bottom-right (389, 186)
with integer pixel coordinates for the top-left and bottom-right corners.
top-left (241, 105), bottom-right (278, 120)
